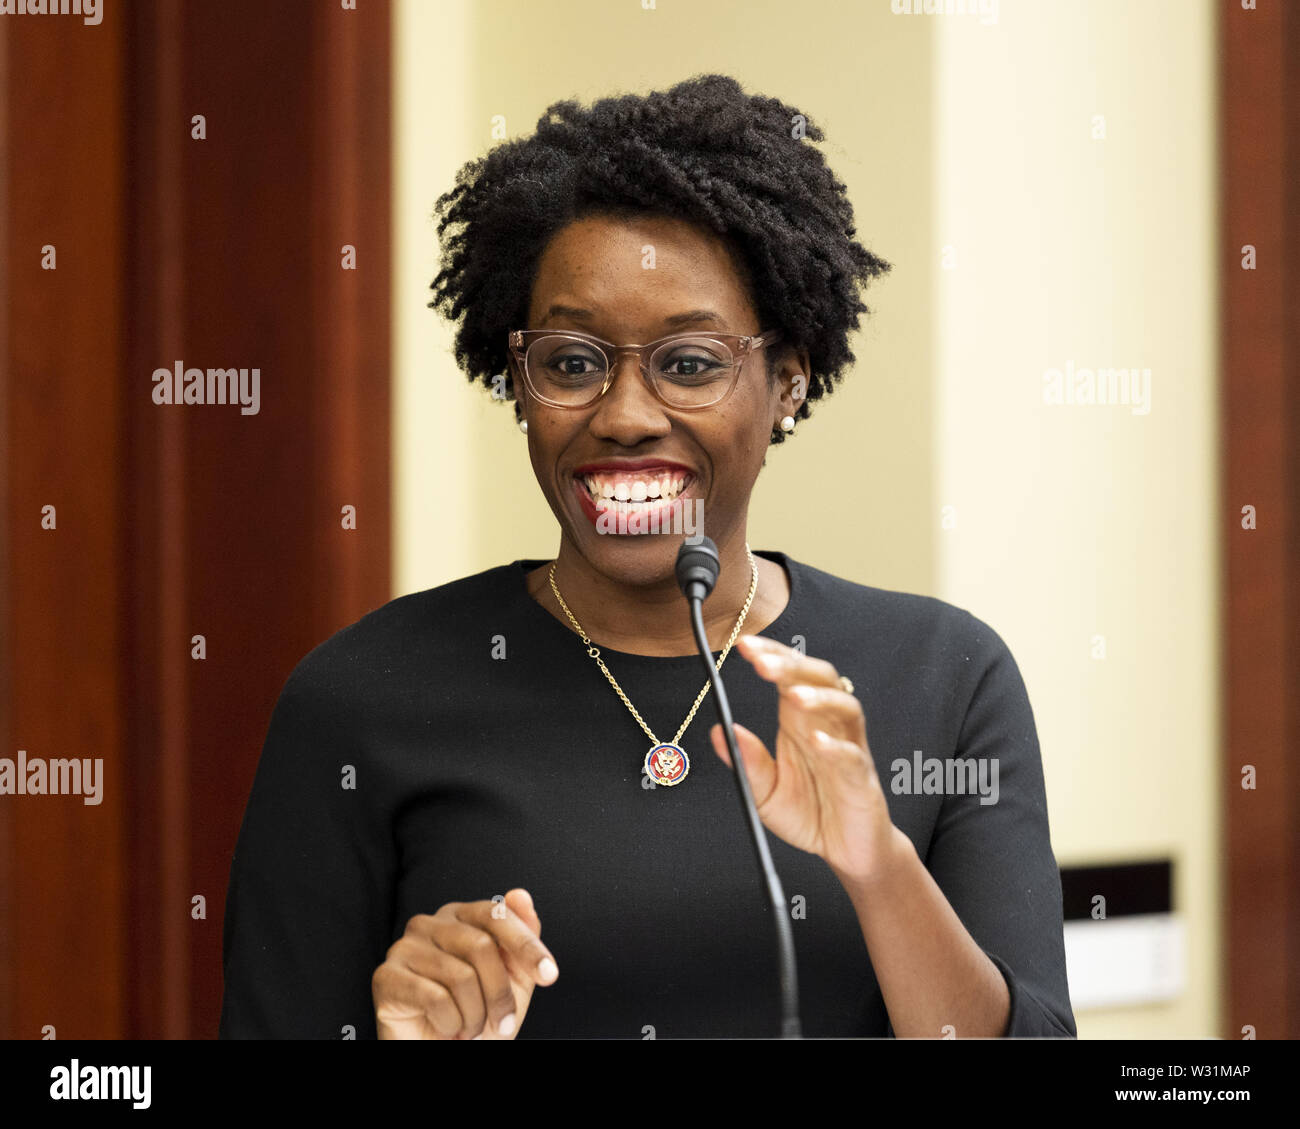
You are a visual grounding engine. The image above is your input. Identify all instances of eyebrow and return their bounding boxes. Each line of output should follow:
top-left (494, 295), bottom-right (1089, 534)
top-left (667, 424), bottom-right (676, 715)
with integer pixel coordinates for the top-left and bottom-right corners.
top-left (542, 305), bottom-right (725, 329)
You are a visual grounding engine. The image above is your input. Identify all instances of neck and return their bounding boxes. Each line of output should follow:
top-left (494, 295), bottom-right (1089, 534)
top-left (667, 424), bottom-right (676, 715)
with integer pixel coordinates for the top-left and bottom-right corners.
top-left (535, 533), bottom-right (776, 658)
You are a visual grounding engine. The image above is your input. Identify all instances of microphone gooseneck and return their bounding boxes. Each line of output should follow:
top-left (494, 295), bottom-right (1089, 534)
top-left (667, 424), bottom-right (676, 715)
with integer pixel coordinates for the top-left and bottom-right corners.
top-left (675, 537), bottom-right (802, 1039)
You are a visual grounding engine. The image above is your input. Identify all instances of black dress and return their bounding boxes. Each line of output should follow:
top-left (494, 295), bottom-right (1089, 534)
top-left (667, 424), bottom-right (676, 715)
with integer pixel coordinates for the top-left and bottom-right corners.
top-left (218, 550), bottom-right (1076, 1038)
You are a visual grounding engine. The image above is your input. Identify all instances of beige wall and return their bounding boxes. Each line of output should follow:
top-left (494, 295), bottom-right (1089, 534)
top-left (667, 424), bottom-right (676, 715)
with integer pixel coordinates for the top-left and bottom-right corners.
top-left (394, 0), bottom-right (1220, 1037)
top-left (392, 0), bottom-right (479, 589)
top-left (933, 0), bottom-right (1219, 1037)
top-left (393, 0), bottom-right (934, 595)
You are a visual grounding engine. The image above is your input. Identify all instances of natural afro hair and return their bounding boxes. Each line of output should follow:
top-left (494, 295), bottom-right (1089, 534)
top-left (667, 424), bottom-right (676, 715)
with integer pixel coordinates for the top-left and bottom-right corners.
top-left (428, 73), bottom-right (890, 443)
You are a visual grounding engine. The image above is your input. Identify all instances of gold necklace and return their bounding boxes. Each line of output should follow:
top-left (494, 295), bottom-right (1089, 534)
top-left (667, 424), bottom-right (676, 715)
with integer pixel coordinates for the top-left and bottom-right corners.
top-left (548, 545), bottom-right (759, 788)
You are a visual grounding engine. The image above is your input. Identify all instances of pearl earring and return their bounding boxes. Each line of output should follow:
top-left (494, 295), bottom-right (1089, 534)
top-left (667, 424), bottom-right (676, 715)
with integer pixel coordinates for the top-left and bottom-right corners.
top-left (518, 418), bottom-right (528, 434)
top-left (779, 416), bottom-right (795, 432)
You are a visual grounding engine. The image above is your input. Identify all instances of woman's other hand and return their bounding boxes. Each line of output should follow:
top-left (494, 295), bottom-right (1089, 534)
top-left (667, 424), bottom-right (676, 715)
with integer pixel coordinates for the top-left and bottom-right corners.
top-left (372, 888), bottom-right (558, 1039)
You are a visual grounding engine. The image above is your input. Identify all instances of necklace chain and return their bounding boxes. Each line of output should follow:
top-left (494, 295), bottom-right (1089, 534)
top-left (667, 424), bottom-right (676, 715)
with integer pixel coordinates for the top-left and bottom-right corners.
top-left (548, 545), bottom-right (759, 748)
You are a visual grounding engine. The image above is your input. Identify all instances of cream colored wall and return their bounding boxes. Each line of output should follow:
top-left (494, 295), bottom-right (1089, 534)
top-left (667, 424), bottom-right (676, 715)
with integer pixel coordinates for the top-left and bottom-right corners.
top-left (394, 0), bottom-right (1220, 1037)
top-left (392, 0), bottom-right (480, 589)
top-left (933, 0), bottom-right (1220, 1037)
top-left (392, 0), bottom-right (933, 594)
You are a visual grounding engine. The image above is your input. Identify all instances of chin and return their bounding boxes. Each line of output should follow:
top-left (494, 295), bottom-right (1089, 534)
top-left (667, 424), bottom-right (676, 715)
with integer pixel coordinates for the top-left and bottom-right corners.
top-left (576, 536), bottom-right (680, 576)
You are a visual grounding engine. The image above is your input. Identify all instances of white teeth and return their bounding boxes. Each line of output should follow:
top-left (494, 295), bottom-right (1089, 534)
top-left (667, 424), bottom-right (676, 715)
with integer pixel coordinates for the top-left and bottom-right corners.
top-left (581, 471), bottom-right (691, 504)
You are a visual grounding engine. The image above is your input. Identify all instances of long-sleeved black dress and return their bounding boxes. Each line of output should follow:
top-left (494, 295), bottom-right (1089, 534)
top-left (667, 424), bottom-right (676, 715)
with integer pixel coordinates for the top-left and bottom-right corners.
top-left (218, 550), bottom-right (1076, 1038)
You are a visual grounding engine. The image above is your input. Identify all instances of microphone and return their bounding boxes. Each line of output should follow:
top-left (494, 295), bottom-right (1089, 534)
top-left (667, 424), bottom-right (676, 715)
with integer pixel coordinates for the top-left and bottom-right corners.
top-left (675, 537), bottom-right (802, 1039)
top-left (674, 538), bottom-right (720, 603)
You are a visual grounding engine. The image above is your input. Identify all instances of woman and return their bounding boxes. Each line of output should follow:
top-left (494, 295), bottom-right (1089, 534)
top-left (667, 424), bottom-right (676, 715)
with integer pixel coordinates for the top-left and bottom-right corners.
top-left (219, 74), bottom-right (1075, 1040)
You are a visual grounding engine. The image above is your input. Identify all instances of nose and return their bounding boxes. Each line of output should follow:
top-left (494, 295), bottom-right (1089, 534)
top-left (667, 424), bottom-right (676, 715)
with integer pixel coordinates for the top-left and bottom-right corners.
top-left (586, 348), bottom-right (672, 443)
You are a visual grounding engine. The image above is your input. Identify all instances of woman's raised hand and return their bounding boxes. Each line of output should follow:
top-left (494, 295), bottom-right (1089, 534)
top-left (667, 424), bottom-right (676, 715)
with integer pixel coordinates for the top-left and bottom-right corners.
top-left (713, 635), bottom-right (899, 887)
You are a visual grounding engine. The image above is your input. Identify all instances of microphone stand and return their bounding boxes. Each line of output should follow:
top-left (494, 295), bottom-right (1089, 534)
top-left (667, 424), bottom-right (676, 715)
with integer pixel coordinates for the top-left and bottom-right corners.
top-left (680, 543), bottom-right (802, 1039)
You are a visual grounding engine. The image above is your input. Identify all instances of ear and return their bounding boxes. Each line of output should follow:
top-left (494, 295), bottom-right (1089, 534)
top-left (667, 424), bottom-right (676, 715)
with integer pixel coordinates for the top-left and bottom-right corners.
top-left (505, 355), bottom-right (525, 421)
top-left (771, 347), bottom-right (812, 428)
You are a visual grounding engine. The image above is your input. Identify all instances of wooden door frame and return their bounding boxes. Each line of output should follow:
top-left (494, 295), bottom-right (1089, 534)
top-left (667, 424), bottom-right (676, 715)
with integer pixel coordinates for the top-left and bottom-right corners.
top-left (1220, 0), bottom-right (1300, 1040)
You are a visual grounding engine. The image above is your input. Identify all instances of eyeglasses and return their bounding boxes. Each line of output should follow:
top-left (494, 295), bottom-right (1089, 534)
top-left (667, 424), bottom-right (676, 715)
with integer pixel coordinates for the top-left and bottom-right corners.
top-left (507, 327), bottom-right (783, 411)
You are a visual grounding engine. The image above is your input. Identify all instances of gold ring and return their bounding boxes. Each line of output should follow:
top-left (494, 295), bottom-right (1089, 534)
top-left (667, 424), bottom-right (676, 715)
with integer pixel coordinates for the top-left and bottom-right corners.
top-left (838, 676), bottom-right (854, 695)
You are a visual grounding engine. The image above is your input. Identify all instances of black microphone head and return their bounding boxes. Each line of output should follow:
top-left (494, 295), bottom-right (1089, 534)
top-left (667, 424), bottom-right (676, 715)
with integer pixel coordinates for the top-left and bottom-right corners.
top-left (676, 537), bottom-right (720, 599)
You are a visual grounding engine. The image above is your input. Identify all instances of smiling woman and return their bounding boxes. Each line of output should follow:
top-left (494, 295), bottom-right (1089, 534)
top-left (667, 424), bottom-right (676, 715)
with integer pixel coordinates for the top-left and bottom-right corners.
top-left (218, 73), bottom-right (1076, 1040)
top-left (510, 210), bottom-right (805, 646)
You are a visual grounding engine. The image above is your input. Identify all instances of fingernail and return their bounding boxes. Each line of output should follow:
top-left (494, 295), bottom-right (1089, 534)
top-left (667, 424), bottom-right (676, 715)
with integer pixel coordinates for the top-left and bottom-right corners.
top-left (497, 1013), bottom-right (516, 1036)
top-left (538, 957), bottom-right (558, 982)
top-left (790, 684), bottom-right (817, 704)
top-left (757, 654), bottom-right (783, 675)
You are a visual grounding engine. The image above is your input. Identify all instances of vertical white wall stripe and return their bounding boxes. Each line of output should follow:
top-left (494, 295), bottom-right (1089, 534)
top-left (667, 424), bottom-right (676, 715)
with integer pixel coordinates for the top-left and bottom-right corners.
top-left (392, 0), bottom-right (480, 595)
top-left (934, 0), bottom-right (1220, 1037)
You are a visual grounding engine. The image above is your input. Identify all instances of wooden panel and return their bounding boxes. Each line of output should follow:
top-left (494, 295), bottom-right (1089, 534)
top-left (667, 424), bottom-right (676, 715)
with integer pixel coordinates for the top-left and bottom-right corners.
top-left (0, 8), bottom-right (12, 1044)
top-left (1289, 0), bottom-right (1300, 1044)
top-left (124, 0), bottom-right (393, 1038)
top-left (1, 0), bottom-right (391, 1038)
top-left (1221, 0), bottom-right (1299, 1040)
top-left (1, 11), bottom-right (128, 1038)
top-left (120, 0), bottom-right (189, 1041)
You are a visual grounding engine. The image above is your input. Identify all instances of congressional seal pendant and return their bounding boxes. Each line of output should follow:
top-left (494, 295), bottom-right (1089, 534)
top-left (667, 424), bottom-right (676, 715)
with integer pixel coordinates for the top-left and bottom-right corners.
top-left (645, 743), bottom-right (690, 787)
